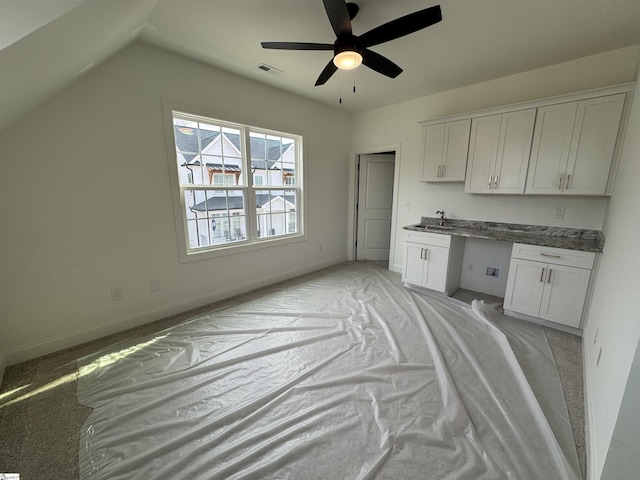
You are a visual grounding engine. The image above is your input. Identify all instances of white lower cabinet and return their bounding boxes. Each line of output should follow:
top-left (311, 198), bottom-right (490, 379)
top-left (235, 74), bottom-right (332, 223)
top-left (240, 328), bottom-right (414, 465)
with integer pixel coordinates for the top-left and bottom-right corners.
top-left (402, 231), bottom-right (465, 295)
top-left (503, 243), bottom-right (595, 329)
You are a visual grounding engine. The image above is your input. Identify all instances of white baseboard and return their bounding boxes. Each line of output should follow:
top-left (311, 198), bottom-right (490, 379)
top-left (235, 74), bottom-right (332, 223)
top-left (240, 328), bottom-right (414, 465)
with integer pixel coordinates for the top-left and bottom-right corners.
top-left (1, 256), bottom-right (348, 368)
top-left (0, 353), bottom-right (6, 390)
top-left (582, 337), bottom-right (597, 480)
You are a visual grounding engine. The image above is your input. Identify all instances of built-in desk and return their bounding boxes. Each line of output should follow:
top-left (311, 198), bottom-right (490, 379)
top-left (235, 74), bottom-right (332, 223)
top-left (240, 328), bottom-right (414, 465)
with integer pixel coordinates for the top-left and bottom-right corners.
top-left (403, 217), bottom-right (605, 334)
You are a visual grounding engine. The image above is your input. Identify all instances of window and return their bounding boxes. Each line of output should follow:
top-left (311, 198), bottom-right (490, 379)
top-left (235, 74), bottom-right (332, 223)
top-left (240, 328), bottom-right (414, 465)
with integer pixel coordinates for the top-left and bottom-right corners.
top-left (169, 111), bottom-right (303, 259)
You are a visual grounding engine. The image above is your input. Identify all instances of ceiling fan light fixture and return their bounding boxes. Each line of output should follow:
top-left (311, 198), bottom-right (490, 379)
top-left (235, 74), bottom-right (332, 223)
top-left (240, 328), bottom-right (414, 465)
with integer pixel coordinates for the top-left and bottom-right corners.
top-left (333, 50), bottom-right (362, 70)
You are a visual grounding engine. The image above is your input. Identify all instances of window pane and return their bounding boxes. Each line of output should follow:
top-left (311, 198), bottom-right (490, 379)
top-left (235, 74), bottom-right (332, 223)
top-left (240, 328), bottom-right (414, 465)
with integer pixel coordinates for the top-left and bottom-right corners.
top-left (250, 132), bottom-right (298, 187)
top-left (175, 119), bottom-right (211, 186)
top-left (184, 190), bottom-right (209, 219)
top-left (255, 189), bottom-right (297, 238)
top-left (174, 117), bottom-right (245, 187)
top-left (197, 219), bottom-right (211, 246)
top-left (287, 211), bottom-right (297, 234)
top-left (257, 213), bottom-right (271, 238)
top-left (209, 190), bottom-right (246, 245)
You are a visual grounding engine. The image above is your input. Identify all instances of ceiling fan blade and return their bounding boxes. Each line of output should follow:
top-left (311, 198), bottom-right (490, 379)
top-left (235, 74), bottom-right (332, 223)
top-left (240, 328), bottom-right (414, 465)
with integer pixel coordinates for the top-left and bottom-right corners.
top-left (359, 5), bottom-right (442, 48)
top-left (315, 60), bottom-right (338, 86)
top-left (261, 42), bottom-right (334, 51)
top-left (361, 49), bottom-right (403, 78)
top-left (323, 0), bottom-right (352, 36)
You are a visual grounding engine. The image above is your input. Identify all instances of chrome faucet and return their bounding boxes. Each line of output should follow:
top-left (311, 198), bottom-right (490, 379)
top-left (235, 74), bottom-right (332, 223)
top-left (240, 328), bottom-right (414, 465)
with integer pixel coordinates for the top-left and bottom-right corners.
top-left (436, 210), bottom-right (446, 226)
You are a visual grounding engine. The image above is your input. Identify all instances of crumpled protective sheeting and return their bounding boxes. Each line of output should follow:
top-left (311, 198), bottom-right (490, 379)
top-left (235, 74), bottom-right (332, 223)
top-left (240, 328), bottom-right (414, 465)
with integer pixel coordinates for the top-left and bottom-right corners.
top-left (77, 262), bottom-right (580, 480)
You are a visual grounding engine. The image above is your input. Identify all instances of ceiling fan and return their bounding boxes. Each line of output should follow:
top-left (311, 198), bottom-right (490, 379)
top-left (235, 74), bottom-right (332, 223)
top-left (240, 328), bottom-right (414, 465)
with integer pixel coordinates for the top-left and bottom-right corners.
top-left (261, 0), bottom-right (442, 86)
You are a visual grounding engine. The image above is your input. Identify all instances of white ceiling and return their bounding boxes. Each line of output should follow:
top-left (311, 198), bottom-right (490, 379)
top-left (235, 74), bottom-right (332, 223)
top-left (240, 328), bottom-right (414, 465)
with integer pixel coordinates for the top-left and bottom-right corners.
top-left (2, 0), bottom-right (640, 132)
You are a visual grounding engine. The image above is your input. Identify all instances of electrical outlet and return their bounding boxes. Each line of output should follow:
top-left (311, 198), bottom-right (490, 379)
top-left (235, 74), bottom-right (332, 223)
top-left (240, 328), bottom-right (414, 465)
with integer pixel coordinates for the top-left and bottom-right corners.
top-left (403, 201), bottom-right (411, 210)
top-left (111, 286), bottom-right (123, 301)
top-left (554, 207), bottom-right (565, 219)
top-left (485, 267), bottom-right (500, 278)
top-left (466, 262), bottom-right (473, 271)
top-left (149, 279), bottom-right (160, 292)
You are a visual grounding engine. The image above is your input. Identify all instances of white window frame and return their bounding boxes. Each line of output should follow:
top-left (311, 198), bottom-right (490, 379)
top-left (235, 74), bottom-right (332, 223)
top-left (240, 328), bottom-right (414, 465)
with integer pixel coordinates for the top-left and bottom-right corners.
top-left (163, 103), bottom-right (306, 263)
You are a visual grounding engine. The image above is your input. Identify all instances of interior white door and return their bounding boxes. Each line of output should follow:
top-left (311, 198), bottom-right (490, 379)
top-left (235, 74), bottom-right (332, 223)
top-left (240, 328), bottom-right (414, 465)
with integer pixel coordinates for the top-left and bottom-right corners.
top-left (356, 154), bottom-right (395, 261)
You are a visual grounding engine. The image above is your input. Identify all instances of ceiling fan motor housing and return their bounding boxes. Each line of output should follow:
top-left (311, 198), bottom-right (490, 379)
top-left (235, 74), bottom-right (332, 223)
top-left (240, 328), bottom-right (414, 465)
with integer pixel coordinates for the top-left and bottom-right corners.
top-left (335, 33), bottom-right (362, 57)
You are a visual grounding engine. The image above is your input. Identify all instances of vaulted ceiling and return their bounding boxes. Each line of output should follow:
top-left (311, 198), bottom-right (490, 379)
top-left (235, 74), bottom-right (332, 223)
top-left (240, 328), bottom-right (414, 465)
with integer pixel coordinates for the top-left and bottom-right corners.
top-left (2, 0), bottom-right (640, 132)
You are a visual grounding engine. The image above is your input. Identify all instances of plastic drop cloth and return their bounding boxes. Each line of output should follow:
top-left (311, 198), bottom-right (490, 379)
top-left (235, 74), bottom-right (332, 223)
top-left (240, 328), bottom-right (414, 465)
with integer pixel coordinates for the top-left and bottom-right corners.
top-left (77, 262), bottom-right (581, 480)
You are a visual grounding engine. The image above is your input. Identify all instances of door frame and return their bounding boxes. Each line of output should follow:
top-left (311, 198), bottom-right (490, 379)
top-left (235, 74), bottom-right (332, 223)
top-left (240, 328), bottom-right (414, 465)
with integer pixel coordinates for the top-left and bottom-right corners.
top-left (347, 143), bottom-right (402, 271)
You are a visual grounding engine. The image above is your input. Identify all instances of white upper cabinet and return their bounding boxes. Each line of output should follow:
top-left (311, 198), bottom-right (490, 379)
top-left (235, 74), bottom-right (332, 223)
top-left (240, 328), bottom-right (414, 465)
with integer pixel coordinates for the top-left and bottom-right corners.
top-left (526, 94), bottom-right (625, 195)
top-left (420, 119), bottom-right (471, 182)
top-left (565, 95), bottom-right (625, 194)
top-left (419, 85), bottom-right (630, 195)
top-left (465, 109), bottom-right (536, 194)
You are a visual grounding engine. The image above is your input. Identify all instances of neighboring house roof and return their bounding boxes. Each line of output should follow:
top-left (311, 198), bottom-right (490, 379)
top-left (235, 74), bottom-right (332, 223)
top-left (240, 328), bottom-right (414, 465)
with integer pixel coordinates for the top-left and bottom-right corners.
top-left (174, 126), bottom-right (218, 163)
top-left (173, 125), bottom-right (294, 170)
top-left (191, 193), bottom-right (296, 212)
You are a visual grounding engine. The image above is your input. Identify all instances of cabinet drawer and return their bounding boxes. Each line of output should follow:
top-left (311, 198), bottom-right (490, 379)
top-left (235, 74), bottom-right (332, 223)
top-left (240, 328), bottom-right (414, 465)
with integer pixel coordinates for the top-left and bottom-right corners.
top-left (405, 230), bottom-right (451, 247)
top-left (511, 243), bottom-right (595, 269)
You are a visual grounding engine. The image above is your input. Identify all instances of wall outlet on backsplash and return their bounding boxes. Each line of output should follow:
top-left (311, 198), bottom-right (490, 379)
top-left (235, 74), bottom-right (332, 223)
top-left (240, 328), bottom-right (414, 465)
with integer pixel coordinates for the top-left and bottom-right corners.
top-left (554, 207), bottom-right (565, 219)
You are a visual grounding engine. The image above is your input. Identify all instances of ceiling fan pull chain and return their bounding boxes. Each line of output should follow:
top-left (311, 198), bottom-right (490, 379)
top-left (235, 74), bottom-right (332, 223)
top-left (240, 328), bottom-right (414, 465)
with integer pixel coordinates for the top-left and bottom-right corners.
top-left (353, 70), bottom-right (357, 93)
top-left (339, 72), bottom-right (344, 104)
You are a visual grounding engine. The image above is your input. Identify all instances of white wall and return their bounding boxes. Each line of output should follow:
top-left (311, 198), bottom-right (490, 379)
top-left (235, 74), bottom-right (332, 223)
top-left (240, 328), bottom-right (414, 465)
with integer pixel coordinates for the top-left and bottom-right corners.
top-left (352, 45), bottom-right (640, 272)
top-left (600, 339), bottom-right (640, 479)
top-left (0, 42), bottom-right (352, 366)
top-left (582, 62), bottom-right (640, 479)
top-left (459, 238), bottom-right (512, 297)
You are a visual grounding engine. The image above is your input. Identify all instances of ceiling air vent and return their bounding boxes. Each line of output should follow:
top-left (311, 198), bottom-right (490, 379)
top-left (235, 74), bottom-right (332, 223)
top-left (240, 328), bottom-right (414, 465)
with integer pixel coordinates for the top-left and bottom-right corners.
top-left (258, 63), bottom-right (283, 75)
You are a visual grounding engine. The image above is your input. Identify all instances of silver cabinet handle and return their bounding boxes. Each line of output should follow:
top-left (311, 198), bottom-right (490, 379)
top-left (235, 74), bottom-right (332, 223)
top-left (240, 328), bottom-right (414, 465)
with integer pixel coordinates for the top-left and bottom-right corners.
top-left (566, 174), bottom-right (571, 189)
top-left (424, 248), bottom-right (429, 261)
top-left (558, 175), bottom-right (564, 190)
top-left (420, 248), bottom-right (424, 259)
top-left (494, 176), bottom-right (498, 189)
top-left (540, 253), bottom-right (561, 258)
top-left (442, 165), bottom-right (446, 177)
top-left (547, 269), bottom-right (553, 284)
top-left (488, 176), bottom-right (493, 189)
top-left (540, 268), bottom-right (545, 282)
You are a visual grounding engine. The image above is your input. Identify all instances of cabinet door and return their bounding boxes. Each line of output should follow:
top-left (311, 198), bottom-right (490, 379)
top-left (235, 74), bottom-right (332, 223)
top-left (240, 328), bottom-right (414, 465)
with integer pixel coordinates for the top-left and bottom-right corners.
top-left (421, 119), bottom-right (470, 182)
top-left (503, 258), bottom-right (545, 317)
top-left (539, 264), bottom-right (591, 328)
top-left (423, 245), bottom-right (449, 292)
top-left (441, 119), bottom-right (471, 181)
top-left (564, 94), bottom-right (625, 195)
top-left (402, 243), bottom-right (426, 286)
top-left (420, 123), bottom-right (446, 181)
top-left (526, 102), bottom-right (578, 194)
top-left (465, 114), bottom-right (502, 193)
top-left (493, 109), bottom-right (536, 194)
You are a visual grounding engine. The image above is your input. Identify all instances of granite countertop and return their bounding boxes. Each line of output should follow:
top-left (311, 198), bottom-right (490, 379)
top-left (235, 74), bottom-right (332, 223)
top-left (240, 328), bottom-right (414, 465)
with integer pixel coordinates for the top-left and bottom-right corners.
top-left (404, 217), bottom-right (605, 253)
